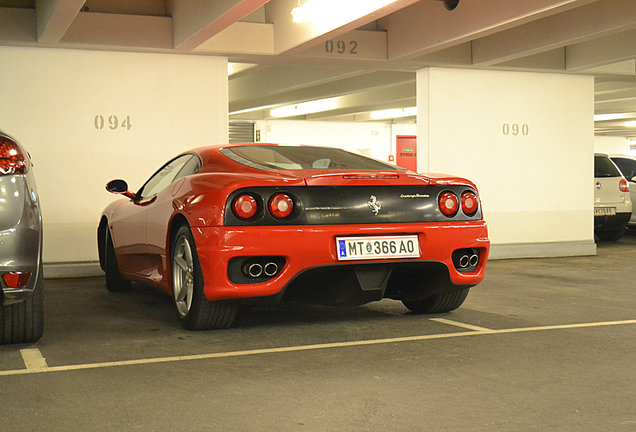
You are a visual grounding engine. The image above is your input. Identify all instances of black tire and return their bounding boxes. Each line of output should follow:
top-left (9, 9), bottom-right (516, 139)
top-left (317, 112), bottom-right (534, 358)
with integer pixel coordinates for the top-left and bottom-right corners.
top-left (596, 228), bottom-right (626, 242)
top-left (1, 271), bottom-right (44, 344)
top-left (402, 288), bottom-right (469, 314)
top-left (171, 224), bottom-right (237, 330)
top-left (104, 229), bottom-right (131, 292)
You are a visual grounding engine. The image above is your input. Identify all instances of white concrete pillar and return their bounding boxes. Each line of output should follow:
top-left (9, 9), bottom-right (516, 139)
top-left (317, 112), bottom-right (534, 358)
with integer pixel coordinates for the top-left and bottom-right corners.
top-left (0, 46), bottom-right (228, 268)
top-left (417, 67), bottom-right (596, 258)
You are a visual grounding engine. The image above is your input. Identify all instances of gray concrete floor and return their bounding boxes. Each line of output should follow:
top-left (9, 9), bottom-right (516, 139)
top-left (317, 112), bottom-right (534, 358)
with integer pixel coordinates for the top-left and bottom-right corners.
top-left (2, 233), bottom-right (636, 431)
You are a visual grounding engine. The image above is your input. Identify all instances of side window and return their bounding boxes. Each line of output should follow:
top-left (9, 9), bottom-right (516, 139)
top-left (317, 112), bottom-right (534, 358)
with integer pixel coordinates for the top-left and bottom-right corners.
top-left (138, 155), bottom-right (193, 199)
top-left (174, 155), bottom-right (201, 182)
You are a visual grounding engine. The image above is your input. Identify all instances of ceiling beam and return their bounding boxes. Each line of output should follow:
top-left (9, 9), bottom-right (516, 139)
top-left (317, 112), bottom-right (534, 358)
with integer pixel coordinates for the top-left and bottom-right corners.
top-left (298, 30), bottom-right (387, 61)
top-left (194, 22), bottom-right (274, 55)
top-left (0, 7), bottom-right (35, 43)
top-left (230, 69), bottom-right (414, 113)
top-left (472, 0), bottom-right (636, 66)
top-left (266, 0), bottom-right (419, 55)
top-left (566, 29), bottom-right (636, 71)
top-left (36, 0), bottom-right (84, 43)
top-left (61, 12), bottom-right (172, 50)
top-left (230, 66), bottom-right (369, 105)
top-left (171, 0), bottom-right (270, 50)
top-left (496, 48), bottom-right (565, 71)
top-left (379, 0), bottom-right (597, 61)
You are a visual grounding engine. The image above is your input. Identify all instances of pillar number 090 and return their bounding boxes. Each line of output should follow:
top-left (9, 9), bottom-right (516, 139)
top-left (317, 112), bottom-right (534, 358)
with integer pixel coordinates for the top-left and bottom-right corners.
top-left (502, 123), bottom-right (529, 136)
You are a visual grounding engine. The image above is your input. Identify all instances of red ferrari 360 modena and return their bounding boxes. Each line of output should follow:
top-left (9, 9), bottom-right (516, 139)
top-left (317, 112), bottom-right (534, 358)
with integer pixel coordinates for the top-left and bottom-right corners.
top-left (98, 144), bottom-right (489, 330)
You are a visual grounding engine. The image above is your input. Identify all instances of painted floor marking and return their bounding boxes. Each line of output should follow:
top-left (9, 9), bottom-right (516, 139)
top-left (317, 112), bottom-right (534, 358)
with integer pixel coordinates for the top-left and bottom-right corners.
top-left (19, 348), bottom-right (48, 370)
top-left (429, 317), bottom-right (494, 332)
top-left (2, 318), bottom-right (635, 377)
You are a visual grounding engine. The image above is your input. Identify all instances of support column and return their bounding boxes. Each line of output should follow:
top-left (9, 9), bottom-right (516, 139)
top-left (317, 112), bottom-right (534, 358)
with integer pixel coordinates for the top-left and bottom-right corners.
top-left (417, 67), bottom-right (596, 258)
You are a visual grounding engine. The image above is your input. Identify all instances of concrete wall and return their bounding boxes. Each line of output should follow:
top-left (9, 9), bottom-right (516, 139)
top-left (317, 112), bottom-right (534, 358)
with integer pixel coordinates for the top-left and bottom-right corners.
top-left (0, 47), bottom-right (228, 270)
top-left (417, 67), bottom-right (595, 258)
top-left (594, 136), bottom-right (629, 155)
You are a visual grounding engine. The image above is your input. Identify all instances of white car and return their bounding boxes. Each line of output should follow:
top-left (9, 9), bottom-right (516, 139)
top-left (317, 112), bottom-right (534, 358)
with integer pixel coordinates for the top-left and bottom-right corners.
top-left (594, 153), bottom-right (632, 241)
top-left (610, 154), bottom-right (636, 226)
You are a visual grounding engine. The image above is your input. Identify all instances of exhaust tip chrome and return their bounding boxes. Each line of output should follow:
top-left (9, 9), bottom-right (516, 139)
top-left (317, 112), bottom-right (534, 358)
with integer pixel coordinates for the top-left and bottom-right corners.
top-left (264, 262), bottom-right (279, 277)
top-left (459, 255), bottom-right (470, 268)
top-left (245, 263), bottom-right (263, 278)
top-left (469, 254), bottom-right (479, 267)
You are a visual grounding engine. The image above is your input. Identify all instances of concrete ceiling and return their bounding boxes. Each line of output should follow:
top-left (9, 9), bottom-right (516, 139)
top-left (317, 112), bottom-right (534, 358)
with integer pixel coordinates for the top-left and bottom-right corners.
top-left (2, 0), bottom-right (636, 136)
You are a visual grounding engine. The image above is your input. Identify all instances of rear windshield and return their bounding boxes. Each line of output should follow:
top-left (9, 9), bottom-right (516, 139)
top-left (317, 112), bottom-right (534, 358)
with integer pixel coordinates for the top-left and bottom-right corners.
top-left (611, 157), bottom-right (636, 180)
top-left (594, 155), bottom-right (621, 178)
top-left (221, 145), bottom-right (402, 171)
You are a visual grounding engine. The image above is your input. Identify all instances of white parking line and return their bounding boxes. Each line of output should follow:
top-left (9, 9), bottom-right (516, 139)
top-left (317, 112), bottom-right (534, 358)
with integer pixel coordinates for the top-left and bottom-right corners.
top-left (2, 318), bottom-right (635, 377)
top-left (429, 317), bottom-right (494, 332)
top-left (19, 348), bottom-right (48, 370)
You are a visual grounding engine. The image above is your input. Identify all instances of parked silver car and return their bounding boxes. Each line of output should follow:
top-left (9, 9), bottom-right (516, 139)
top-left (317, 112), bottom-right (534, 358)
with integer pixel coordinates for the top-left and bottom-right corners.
top-left (0, 131), bottom-right (43, 343)
top-left (594, 153), bottom-right (632, 241)
top-left (610, 154), bottom-right (636, 226)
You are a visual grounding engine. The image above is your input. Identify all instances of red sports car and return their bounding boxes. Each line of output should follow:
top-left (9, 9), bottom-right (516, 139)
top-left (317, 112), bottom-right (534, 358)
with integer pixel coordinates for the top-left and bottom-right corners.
top-left (98, 144), bottom-right (489, 330)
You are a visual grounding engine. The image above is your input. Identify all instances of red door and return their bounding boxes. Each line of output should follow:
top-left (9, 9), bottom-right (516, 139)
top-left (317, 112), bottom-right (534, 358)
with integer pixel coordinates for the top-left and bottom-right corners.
top-left (396, 135), bottom-right (417, 172)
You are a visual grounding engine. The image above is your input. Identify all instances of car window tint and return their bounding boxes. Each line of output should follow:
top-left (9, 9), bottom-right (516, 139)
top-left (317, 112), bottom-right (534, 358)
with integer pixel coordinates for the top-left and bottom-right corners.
top-left (222, 145), bottom-right (402, 171)
top-left (138, 155), bottom-right (193, 199)
top-left (612, 157), bottom-right (636, 180)
top-left (594, 155), bottom-right (621, 178)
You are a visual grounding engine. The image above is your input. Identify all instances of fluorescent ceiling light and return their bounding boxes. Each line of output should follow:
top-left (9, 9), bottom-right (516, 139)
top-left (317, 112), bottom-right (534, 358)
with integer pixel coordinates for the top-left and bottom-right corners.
top-left (270, 97), bottom-right (339, 117)
top-left (594, 113), bottom-right (633, 121)
top-left (230, 104), bottom-right (276, 115)
top-left (291, 0), bottom-right (399, 24)
top-left (369, 107), bottom-right (417, 120)
top-left (624, 121), bottom-right (636, 127)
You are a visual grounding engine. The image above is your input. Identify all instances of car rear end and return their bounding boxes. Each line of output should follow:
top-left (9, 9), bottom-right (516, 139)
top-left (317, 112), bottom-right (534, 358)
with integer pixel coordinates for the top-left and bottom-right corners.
top-left (188, 145), bottom-right (489, 307)
top-left (594, 153), bottom-right (632, 241)
top-left (0, 132), bottom-right (44, 343)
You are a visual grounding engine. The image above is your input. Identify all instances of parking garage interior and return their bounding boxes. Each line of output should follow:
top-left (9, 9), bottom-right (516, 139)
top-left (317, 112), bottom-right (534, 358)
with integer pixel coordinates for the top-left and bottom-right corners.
top-left (1, 1), bottom-right (636, 430)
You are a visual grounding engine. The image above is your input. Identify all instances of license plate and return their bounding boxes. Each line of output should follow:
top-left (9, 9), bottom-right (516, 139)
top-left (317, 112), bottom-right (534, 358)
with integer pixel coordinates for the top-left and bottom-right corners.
top-left (336, 235), bottom-right (420, 261)
top-left (594, 207), bottom-right (616, 216)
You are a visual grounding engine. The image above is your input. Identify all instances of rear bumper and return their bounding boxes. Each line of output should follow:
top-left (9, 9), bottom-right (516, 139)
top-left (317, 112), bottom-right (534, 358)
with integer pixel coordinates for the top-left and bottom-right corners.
top-left (191, 221), bottom-right (489, 303)
top-left (594, 212), bottom-right (631, 231)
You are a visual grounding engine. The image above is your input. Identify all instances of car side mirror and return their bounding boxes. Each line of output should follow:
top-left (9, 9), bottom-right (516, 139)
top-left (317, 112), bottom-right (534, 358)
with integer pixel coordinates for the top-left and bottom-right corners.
top-left (106, 179), bottom-right (136, 200)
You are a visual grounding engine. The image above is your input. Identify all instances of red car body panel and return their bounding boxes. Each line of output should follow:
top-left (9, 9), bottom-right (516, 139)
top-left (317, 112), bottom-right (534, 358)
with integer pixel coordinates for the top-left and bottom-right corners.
top-left (100, 144), bottom-right (489, 304)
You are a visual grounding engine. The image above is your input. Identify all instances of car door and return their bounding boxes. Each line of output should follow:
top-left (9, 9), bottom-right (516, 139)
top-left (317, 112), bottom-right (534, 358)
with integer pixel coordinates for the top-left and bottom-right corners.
top-left (113, 155), bottom-right (193, 279)
top-left (142, 154), bottom-right (200, 283)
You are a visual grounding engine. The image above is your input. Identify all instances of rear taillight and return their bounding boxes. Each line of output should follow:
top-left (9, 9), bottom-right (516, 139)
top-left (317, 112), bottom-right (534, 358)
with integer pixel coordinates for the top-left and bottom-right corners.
top-left (2, 272), bottom-right (31, 288)
top-left (269, 193), bottom-right (294, 219)
top-left (461, 191), bottom-right (479, 216)
top-left (232, 194), bottom-right (258, 219)
top-left (619, 179), bottom-right (630, 192)
top-left (438, 192), bottom-right (459, 217)
top-left (0, 137), bottom-right (28, 175)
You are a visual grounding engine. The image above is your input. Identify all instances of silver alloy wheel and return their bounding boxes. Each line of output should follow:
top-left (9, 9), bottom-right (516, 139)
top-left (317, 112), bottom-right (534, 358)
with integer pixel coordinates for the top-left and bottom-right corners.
top-left (172, 235), bottom-right (195, 317)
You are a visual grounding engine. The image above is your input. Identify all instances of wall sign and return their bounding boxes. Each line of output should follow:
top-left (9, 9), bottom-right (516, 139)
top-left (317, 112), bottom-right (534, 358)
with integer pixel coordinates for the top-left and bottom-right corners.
top-left (94, 114), bottom-right (132, 131)
top-left (325, 39), bottom-right (358, 55)
top-left (502, 123), bottom-right (529, 136)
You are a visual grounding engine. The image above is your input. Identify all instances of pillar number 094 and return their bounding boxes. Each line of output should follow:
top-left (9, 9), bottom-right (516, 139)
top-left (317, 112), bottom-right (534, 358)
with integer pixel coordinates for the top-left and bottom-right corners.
top-left (94, 115), bottom-right (132, 131)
